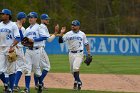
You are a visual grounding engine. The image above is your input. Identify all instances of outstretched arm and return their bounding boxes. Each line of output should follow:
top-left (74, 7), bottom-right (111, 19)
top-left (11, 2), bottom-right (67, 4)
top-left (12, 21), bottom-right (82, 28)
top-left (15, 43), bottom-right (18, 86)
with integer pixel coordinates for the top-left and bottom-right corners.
top-left (48, 24), bottom-right (59, 42)
top-left (58, 27), bottom-right (66, 43)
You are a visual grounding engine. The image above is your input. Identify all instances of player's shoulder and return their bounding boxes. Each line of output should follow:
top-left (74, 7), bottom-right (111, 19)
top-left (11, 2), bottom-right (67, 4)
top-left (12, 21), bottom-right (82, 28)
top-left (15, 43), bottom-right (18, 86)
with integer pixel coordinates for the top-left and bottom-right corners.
top-left (9, 21), bottom-right (18, 28)
top-left (0, 21), bottom-right (2, 25)
top-left (35, 23), bottom-right (40, 27)
top-left (21, 26), bottom-right (26, 31)
top-left (79, 30), bottom-right (86, 35)
top-left (39, 23), bottom-right (46, 29)
top-left (66, 30), bottom-right (73, 34)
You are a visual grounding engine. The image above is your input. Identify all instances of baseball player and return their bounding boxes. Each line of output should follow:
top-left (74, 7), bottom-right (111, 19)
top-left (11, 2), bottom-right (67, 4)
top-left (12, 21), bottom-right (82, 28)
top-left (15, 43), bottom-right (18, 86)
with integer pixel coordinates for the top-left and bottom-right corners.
top-left (34, 14), bottom-right (59, 90)
top-left (58, 20), bottom-right (91, 90)
top-left (0, 9), bottom-right (20, 92)
top-left (22, 12), bottom-right (48, 93)
top-left (13, 12), bottom-right (29, 92)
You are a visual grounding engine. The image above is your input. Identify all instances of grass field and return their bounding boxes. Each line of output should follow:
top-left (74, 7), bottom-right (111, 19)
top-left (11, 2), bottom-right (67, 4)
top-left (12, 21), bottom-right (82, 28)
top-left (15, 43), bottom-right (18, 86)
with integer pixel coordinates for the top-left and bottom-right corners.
top-left (0, 87), bottom-right (134, 93)
top-left (49, 55), bottom-right (140, 75)
top-left (1, 55), bottom-right (140, 93)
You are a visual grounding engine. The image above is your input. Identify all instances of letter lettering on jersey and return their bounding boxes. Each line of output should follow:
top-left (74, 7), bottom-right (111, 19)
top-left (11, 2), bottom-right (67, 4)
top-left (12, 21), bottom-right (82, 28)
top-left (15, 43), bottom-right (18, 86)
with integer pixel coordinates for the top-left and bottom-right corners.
top-left (97, 38), bottom-right (108, 53)
top-left (0, 28), bottom-right (11, 33)
top-left (130, 38), bottom-right (139, 53)
top-left (119, 38), bottom-right (129, 53)
top-left (69, 36), bottom-right (82, 41)
top-left (26, 32), bottom-right (37, 37)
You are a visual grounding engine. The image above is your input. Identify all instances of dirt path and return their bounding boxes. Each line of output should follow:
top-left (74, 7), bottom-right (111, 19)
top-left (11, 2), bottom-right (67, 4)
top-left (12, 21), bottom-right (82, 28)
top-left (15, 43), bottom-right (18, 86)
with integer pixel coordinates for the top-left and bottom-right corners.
top-left (1, 73), bottom-right (140, 93)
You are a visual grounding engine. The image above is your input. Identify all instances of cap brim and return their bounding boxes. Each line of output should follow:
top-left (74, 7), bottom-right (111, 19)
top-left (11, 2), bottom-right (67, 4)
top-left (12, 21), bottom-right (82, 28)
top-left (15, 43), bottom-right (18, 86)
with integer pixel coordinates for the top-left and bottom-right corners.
top-left (0, 12), bottom-right (4, 14)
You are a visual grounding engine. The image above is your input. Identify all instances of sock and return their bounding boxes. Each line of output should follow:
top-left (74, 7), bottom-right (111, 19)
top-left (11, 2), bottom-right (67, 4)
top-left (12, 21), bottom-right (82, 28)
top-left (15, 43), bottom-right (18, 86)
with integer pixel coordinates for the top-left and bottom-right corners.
top-left (5, 77), bottom-right (9, 86)
top-left (41, 70), bottom-right (48, 84)
top-left (25, 76), bottom-right (31, 90)
top-left (9, 73), bottom-right (15, 90)
top-left (14, 71), bottom-right (22, 86)
top-left (38, 76), bottom-right (42, 85)
top-left (73, 73), bottom-right (77, 82)
top-left (34, 74), bottom-right (38, 86)
top-left (74, 72), bottom-right (81, 83)
top-left (0, 73), bottom-right (6, 84)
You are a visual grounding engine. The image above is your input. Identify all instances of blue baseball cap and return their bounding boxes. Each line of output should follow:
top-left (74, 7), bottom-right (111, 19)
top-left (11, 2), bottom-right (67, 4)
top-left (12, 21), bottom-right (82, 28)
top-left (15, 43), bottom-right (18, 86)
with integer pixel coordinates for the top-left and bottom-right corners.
top-left (0, 9), bottom-right (12, 16)
top-left (27, 12), bottom-right (38, 18)
top-left (40, 14), bottom-right (50, 20)
top-left (71, 20), bottom-right (80, 26)
top-left (17, 12), bottom-right (26, 20)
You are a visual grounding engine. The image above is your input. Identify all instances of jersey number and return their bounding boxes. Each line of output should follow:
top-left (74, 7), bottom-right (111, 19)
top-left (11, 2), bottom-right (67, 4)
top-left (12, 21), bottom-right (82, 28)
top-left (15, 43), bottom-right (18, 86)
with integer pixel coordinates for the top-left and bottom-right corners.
top-left (6, 34), bottom-right (12, 40)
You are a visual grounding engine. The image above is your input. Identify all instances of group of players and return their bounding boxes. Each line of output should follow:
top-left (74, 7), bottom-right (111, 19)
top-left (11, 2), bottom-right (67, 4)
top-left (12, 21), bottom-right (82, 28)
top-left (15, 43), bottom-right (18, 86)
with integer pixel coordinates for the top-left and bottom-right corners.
top-left (0, 8), bottom-right (60, 93)
top-left (0, 8), bottom-right (91, 93)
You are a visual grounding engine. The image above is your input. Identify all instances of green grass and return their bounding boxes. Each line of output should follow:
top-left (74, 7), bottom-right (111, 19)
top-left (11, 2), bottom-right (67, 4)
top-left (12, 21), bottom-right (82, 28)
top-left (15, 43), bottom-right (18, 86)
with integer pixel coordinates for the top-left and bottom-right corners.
top-left (49, 55), bottom-right (140, 75)
top-left (0, 87), bottom-right (134, 93)
top-left (0, 55), bottom-right (139, 93)
top-left (29, 88), bottom-right (135, 93)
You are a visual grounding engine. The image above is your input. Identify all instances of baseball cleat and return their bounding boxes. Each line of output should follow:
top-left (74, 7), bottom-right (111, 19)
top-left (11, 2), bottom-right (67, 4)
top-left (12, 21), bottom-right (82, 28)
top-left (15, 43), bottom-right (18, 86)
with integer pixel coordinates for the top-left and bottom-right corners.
top-left (77, 82), bottom-right (82, 90)
top-left (4, 84), bottom-right (8, 92)
top-left (73, 81), bottom-right (77, 90)
top-left (6, 89), bottom-right (13, 93)
top-left (13, 86), bottom-right (20, 92)
top-left (20, 88), bottom-right (29, 93)
top-left (37, 84), bottom-right (43, 93)
top-left (35, 85), bottom-right (38, 90)
top-left (43, 85), bottom-right (48, 91)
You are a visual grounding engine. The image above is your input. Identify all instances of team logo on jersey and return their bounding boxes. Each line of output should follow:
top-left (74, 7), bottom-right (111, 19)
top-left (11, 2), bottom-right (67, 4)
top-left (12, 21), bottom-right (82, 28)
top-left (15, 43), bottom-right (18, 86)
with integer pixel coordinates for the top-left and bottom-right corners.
top-left (26, 32), bottom-right (36, 37)
top-left (0, 28), bottom-right (11, 33)
top-left (68, 36), bottom-right (82, 41)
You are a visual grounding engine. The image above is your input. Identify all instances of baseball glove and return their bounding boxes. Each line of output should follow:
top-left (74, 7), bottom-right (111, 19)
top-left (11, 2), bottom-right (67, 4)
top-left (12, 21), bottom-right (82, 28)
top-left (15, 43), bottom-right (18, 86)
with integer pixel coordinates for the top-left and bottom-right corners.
top-left (7, 50), bottom-right (17, 63)
top-left (21, 37), bottom-right (34, 48)
top-left (84, 54), bottom-right (92, 66)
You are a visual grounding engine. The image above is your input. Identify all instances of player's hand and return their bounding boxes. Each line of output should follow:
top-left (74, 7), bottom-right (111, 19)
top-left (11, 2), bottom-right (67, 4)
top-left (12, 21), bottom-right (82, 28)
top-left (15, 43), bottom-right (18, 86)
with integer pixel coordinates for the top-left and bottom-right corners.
top-left (28, 38), bottom-right (34, 42)
top-left (61, 27), bottom-right (66, 34)
top-left (9, 46), bottom-right (15, 53)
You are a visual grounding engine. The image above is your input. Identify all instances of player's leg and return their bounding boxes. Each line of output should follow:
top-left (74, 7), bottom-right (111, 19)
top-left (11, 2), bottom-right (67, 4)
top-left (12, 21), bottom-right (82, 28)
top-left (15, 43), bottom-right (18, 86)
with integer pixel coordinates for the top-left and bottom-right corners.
top-left (33, 49), bottom-right (43, 92)
top-left (34, 73), bottom-right (39, 88)
top-left (40, 50), bottom-right (50, 87)
top-left (4, 73), bottom-right (9, 92)
top-left (0, 73), bottom-right (6, 84)
top-left (73, 53), bottom-right (84, 90)
top-left (0, 53), bottom-right (9, 91)
top-left (14, 70), bottom-right (22, 91)
top-left (23, 50), bottom-right (32, 92)
top-left (14, 48), bottom-right (24, 88)
top-left (6, 61), bottom-right (17, 92)
top-left (14, 48), bottom-right (28, 92)
top-left (0, 73), bottom-right (9, 92)
top-left (69, 53), bottom-right (78, 90)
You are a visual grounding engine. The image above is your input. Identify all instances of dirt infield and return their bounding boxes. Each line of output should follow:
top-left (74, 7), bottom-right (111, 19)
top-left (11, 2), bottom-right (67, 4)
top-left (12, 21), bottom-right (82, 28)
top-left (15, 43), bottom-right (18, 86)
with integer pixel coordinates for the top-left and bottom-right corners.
top-left (0, 73), bottom-right (140, 93)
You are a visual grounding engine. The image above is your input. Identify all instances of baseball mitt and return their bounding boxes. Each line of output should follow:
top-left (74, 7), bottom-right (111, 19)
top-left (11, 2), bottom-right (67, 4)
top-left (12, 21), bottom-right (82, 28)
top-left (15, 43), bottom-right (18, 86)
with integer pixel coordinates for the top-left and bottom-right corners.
top-left (21, 37), bottom-right (34, 48)
top-left (84, 54), bottom-right (92, 66)
top-left (7, 50), bottom-right (17, 63)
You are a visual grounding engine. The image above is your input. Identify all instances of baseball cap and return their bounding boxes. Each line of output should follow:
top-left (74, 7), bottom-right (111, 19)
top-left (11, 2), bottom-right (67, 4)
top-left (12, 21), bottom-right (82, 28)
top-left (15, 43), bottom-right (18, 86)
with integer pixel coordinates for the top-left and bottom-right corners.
top-left (40, 14), bottom-right (50, 20)
top-left (17, 12), bottom-right (26, 20)
top-left (0, 9), bottom-right (12, 16)
top-left (71, 20), bottom-right (80, 26)
top-left (27, 12), bottom-right (38, 18)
